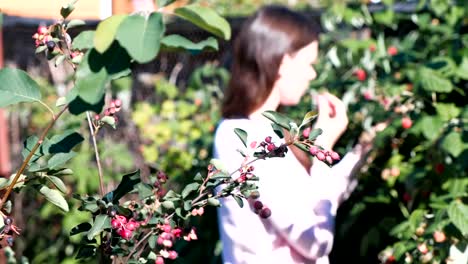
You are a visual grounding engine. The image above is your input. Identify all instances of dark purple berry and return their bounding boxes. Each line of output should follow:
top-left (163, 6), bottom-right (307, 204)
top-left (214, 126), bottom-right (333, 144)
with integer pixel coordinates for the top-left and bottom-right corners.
top-left (4, 217), bottom-right (12, 226)
top-left (253, 201), bottom-right (263, 210)
top-left (46, 41), bottom-right (55, 51)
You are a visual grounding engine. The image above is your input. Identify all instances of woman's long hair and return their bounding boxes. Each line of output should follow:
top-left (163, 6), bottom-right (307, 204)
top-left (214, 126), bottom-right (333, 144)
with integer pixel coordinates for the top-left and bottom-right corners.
top-left (222, 5), bottom-right (320, 118)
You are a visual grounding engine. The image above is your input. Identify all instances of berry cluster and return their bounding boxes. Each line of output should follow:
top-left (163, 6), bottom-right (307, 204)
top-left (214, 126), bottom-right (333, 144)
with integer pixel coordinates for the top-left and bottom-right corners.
top-left (153, 222), bottom-right (198, 264)
top-left (257, 136), bottom-right (288, 158)
top-left (153, 171), bottom-right (168, 197)
top-left (32, 25), bottom-right (53, 49)
top-left (308, 146), bottom-right (340, 164)
top-left (1, 217), bottom-right (20, 247)
top-left (94, 99), bottom-right (122, 124)
top-left (252, 200), bottom-right (271, 219)
top-left (236, 165), bottom-right (255, 183)
top-left (111, 214), bottom-right (140, 240)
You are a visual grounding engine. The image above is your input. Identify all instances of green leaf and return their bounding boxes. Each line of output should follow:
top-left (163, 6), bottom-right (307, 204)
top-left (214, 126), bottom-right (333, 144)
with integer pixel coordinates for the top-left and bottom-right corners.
top-left (38, 185), bottom-right (69, 212)
top-left (300, 111), bottom-right (318, 128)
top-left (76, 245), bottom-right (96, 259)
top-left (447, 201), bottom-right (468, 236)
top-left (46, 175), bottom-right (68, 194)
top-left (47, 130), bottom-right (84, 154)
top-left (162, 201), bottom-right (175, 209)
top-left (161, 35), bottom-right (218, 53)
top-left (293, 142), bottom-right (309, 153)
top-left (0, 68), bottom-right (42, 107)
top-left (270, 123), bottom-right (284, 139)
top-left (232, 196), bottom-right (243, 208)
top-left (174, 4), bottom-right (231, 40)
top-left (115, 13), bottom-right (165, 64)
top-left (234, 128), bottom-right (248, 148)
top-left (54, 54), bottom-right (66, 67)
top-left (47, 152), bottom-right (76, 169)
top-left (73, 51), bottom-right (107, 104)
top-left (207, 198), bottom-right (220, 207)
top-left (441, 132), bottom-right (465, 157)
top-left (72, 30), bottom-right (95, 50)
top-left (148, 235), bottom-right (157, 249)
top-left (104, 170), bottom-right (141, 203)
top-left (413, 116), bottom-right (444, 140)
top-left (435, 103), bottom-right (461, 121)
top-left (210, 159), bottom-right (228, 173)
top-left (87, 214), bottom-right (111, 240)
top-left (94, 14), bottom-right (127, 53)
top-left (35, 45), bottom-right (47, 54)
top-left (136, 183), bottom-right (153, 200)
top-left (67, 19), bottom-right (85, 29)
top-left (101, 116), bottom-right (116, 129)
top-left (262, 111), bottom-right (292, 130)
top-left (157, 0), bottom-right (176, 7)
top-left (182, 183), bottom-right (200, 198)
top-left (70, 222), bottom-right (92, 236)
top-left (457, 56), bottom-right (468, 80)
top-left (309, 128), bottom-right (323, 141)
top-left (21, 136), bottom-right (48, 162)
top-left (418, 67), bottom-right (453, 93)
top-left (60, 0), bottom-right (78, 19)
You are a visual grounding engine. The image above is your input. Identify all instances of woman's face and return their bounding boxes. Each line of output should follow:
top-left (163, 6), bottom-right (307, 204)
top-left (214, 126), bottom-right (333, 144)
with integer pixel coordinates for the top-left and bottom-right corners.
top-left (277, 41), bottom-right (318, 106)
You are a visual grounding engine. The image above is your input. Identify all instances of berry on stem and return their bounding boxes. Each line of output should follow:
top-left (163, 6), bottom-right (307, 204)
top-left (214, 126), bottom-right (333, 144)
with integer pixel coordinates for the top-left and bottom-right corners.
top-left (401, 117), bottom-right (412, 129)
top-left (355, 69), bottom-right (367, 81)
top-left (259, 207), bottom-right (271, 219)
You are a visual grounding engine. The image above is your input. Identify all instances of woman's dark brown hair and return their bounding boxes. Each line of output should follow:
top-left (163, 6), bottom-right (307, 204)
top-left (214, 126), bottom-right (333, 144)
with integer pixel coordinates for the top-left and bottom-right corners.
top-left (222, 5), bottom-right (320, 118)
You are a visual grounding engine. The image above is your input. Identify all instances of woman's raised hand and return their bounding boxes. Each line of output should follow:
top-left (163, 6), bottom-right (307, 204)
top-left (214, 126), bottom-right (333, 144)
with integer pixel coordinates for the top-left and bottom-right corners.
top-left (313, 93), bottom-right (349, 150)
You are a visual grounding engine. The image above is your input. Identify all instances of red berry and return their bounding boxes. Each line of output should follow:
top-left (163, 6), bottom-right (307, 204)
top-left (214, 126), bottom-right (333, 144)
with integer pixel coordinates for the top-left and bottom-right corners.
top-left (265, 136), bottom-right (272, 143)
top-left (259, 207), bottom-right (271, 219)
top-left (155, 256), bottom-right (165, 264)
top-left (250, 141), bottom-right (257, 149)
top-left (172, 228), bottom-right (182, 237)
top-left (325, 155), bottom-right (333, 164)
top-left (302, 127), bottom-right (311, 138)
top-left (435, 163), bottom-right (444, 174)
top-left (267, 143), bottom-right (275, 152)
top-left (126, 220), bottom-right (138, 231)
top-left (387, 46), bottom-right (398, 56)
top-left (163, 224), bottom-right (171, 233)
top-left (94, 114), bottom-right (100, 120)
top-left (316, 151), bottom-right (326, 161)
top-left (109, 107), bottom-right (116, 114)
top-left (417, 243), bottom-right (428, 254)
top-left (355, 69), bottom-right (367, 81)
top-left (114, 99), bottom-right (122, 107)
top-left (369, 44), bottom-right (376, 52)
top-left (253, 201), bottom-right (263, 210)
top-left (119, 228), bottom-right (132, 240)
top-left (309, 146), bottom-right (319, 156)
top-left (111, 219), bottom-right (121, 229)
top-left (401, 117), bottom-right (412, 129)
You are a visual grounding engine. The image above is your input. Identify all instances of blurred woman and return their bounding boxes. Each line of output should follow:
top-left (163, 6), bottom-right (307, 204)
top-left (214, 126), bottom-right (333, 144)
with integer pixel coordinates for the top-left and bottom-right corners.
top-left (214, 5), bottom-right (379, 264)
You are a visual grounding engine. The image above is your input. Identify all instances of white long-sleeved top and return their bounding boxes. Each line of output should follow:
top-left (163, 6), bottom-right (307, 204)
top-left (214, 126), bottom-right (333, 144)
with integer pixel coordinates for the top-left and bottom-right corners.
top-left (214, 118), bottom-right (363, 264)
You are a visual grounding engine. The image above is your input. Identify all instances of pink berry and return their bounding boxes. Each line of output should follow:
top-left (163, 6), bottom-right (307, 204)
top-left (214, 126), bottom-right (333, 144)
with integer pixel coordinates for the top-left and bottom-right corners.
top-left (250, 141), bottom-right (257, 149)
top-left (114, 99), bottom-right (122, 107)
top-left (168, 250), bottom-right (178, 260)
top-left (326, 155), bottom-right (333, 164)
top-left (109, 102), bottom-right (116, 108)
top-left (417, 243), bottom-right (428, 254)
top-left (363, 90), bottom-right (373, 100)
top-left (94, 114), bottom-right (100, 120)
top-left (163, 239), bottom-right (173, 248)
top-left (157, 236), bottom-right (165, 245)
top-left (302, 127), bottom-right (311, 138)
top-left (401, 117), bottom-right (412, 129)
top-left (433, 230), bottom-right (446, 243)
top-left (109, 107), bottom-right (116, 114)
top-left (38, 26), bottom-right (48, 35)
top-left (155, 256), bottom-right (165, 264)
top-left (309, 146), bottom-right (319, 156)
top-left (369, 44), bottom-right (376, 52)
top-left (172, 228), bottom-right (182, 238)
top-left (163, 224), bottom-right (171, 233)
top-left (316, 151), bottom-right (326, 161)
top-left (330, 151), bottom-right (340, 161)
top-left (259, 207), bottom-right (271, 219)
top-left (265, 136), bottom-right (272, 143)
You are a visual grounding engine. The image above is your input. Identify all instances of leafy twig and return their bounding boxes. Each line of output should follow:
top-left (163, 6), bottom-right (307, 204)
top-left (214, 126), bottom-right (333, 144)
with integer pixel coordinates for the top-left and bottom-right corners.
top-left (86, 111), bottom-right (105, 196)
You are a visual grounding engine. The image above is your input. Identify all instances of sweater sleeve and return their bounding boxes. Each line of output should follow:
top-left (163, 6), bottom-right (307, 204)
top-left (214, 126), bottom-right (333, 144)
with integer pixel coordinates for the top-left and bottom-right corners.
top-left (214, 121), bottom-right (352, 260)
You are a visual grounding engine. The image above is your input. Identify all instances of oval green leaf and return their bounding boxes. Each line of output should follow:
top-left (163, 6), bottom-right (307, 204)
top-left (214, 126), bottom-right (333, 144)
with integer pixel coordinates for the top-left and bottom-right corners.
top-left (0, 68), bottom-right (42, 107)
top-left (116, 13), bottom-right (165, 63)
top-left (161, 35), bottom-right (218, 52)
top-left (72, 30), bottom-right (95, 50)
top-left (87, 214), bottom-right (111, 240)
top-left (174, 4), bottom-right (231, 40)
top-left (94, 14), bottom-right (128, 53)
top-left (38, 185), bottom-right (69, 212)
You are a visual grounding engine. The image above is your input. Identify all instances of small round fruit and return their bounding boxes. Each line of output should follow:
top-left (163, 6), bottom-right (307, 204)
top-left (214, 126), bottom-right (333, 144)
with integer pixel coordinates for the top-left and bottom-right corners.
top-left (259, 207), bottom-right (272, 219)
top-left (253, 201), bottom-right (263, 210)
top-left (401, 117), bottom-right (412, 129)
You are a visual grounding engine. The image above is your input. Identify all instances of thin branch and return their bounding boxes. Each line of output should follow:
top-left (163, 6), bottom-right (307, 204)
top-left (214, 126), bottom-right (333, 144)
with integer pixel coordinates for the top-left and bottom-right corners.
top-left (125, 230), bottom-right (154, 262)
top-left (37, 100), bottom-right (56, 118)
top-left (86, 111), bottom-right (105, 196)
top-left (0, 105), bottom-right (69, 209)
